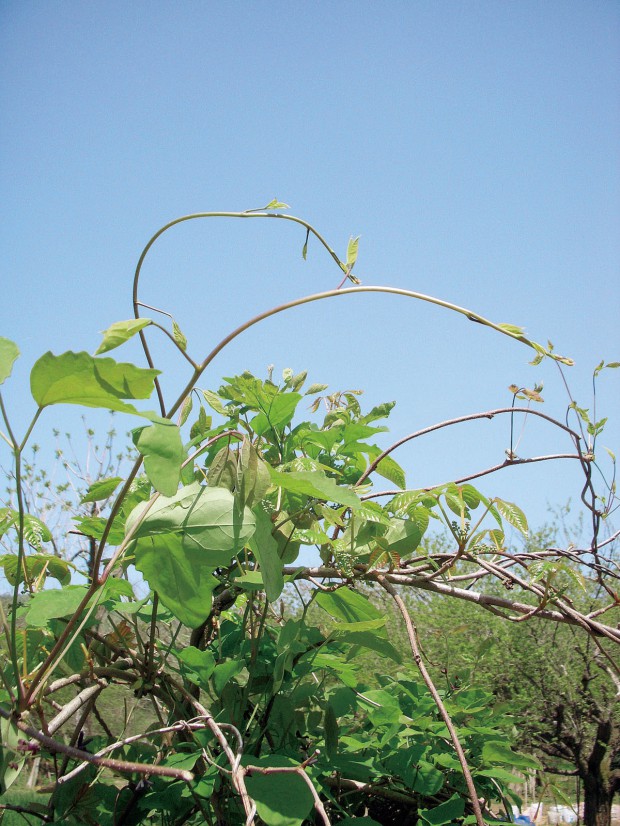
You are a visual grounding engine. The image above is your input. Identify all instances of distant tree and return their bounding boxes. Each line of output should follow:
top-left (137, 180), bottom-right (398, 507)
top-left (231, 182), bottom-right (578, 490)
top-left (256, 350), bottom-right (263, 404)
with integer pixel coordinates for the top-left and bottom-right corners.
top-left (405, 528), bottom-right (619, 826)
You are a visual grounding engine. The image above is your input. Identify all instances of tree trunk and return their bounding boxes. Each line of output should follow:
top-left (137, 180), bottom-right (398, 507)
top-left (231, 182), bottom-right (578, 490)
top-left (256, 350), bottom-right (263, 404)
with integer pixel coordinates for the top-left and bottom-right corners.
top-left (582, 771), bottom-right (614, 826)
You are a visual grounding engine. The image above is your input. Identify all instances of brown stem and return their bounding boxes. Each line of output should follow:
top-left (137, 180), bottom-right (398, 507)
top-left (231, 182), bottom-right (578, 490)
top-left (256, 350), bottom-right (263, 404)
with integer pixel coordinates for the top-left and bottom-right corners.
top-left (375, 574), bottom-right (485, 826)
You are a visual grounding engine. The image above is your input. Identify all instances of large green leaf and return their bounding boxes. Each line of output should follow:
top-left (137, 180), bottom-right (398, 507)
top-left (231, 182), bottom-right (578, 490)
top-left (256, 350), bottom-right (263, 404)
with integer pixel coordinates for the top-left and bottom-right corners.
top-left (95, 318), bottom-right (152, 354)
top-left (481, 740), bottom-right (540, 769)
top-left (132, 420), bottom-right (185, 496)
top-left (126, 482), bottom-right (256, 566)
top-left (243, 755), bottom-right (314, 826)
top-left (269, 467), bottom-right (361, 510)
top-left (419, 793), bottom-right (465, 825)
top-left (25, 585), bottom-right (90, 628)
top-left (0, 337), bottom-right (19, 385)
top-left (333, 630), bottom-right (402, 663)
top-left (383, 517), bottom-right (423, 555)
top-left (251, 392), bottom-right (302, 436)
top-left (30, 351), bottom-right (159, 413)
top-left (316, 586), bottom-right (384, 625)
top-left (133, 533), bottom-right (220, 628)
top-left (250, 506), bottom-right (284, 602)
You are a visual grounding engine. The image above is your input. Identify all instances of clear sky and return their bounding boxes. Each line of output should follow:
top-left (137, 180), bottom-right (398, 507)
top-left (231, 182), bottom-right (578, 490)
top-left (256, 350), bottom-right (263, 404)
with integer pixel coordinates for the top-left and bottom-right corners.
top-left (1, 2), bottom-right (619, 539)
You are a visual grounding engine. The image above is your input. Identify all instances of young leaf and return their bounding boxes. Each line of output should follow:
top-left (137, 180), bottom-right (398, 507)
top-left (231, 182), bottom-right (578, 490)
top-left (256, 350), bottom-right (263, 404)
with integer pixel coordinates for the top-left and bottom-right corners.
top-left (202, 389), bottom-right (228, 416)
top-left (207, 445), bottom-right (238, 491)
top-left (237, 441), bottom-right (271, 507)
top-left (31, 351), bottom-right (159, 413)
top-left (178, 393), bottom-right (193, 426)
top-left (0, 337), bottom-right (19, 385)
top-left (346, 235), bottom-right (360, 268)
top-left (132, 420), bottom-right (185, 497)
top-left (250, 507), bottom-right (284, 602)
top-left (95, 319), bottom-right (152, 355)
top-left (264, 199), bottom-right (290, 210)
top-left (494, 498), bottom-right (528, 536)
top-left (80, 476), bottom-right (124, 503)
top-left (172, 319), bottom-right (187, 351)
top-left (497, 323), bottom-right (526, 338)
top-left (302, 228), bottom-right (309, 260)
top-left (305, 383), bottom-right (329, 395)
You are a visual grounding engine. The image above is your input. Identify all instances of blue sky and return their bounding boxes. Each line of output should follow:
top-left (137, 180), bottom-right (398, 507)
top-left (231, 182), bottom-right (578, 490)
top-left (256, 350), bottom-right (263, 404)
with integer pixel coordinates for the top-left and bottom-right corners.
top-left (1, 2), bottom-right (619, 539)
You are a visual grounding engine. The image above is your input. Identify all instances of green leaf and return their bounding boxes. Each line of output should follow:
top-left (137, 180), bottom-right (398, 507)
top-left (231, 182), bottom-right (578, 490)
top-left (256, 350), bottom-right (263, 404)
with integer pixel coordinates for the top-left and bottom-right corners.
top-left (0, 553), bottom-right (71, 587)
top-left (133, 533), bottom-right (219, 628)
top-left (316, 586), bottom-right (384, 625)
top-left (0, 337), bottom-right (19, 385)
top-left (126, 482), bottom-right (256, 566)
top-left (251, 392), bottom-right (301, 436)
top-left (420, 793), bottom-right (465, 825)
top-left (30, 351), bottom-right (159, 413)
top-left (190, 406), bottom-right (212, 440)
top-left (494, 499), bottom-right (528, 536)
top-left (383, 517), bottom-right (423, 556)
top-left (250, 507), bottom-right (284, 602)
top-left (213, 659), bottom-right (244, 694)
top-left (25, 585), bottom-right (90, 628)
top-left (178, 646), bottom-right (216, 685)
top-left (264, 199), bottom-right (290, 210)
top-left (324, 702), bottom-right (339, 760)
top-left (202, 389), bottom-right (228, 415)
top-left (411, 759), bottom-right (444, 795)
top-left (207, 445), bottom-right (238, 491)
top-left (497, 323), bottom-right (526, 338)
top-left (347, 236), bottom-right (360, 268)
top-left (243, 755), bottom-right (314, 826)
top-left (305, 383), bottom-right (328, 395)
top-left (237, 441), bottom-right (271, 507)
top-left (476, 767), bottom-right (525, 784)
top-left (95, 319), bottom-right (152, 355)
top-left (172, 319), bottom-right (187, 351)
top-left (374, 453), bottom-right (406, 489)
top-left (132, 420), bottom-right (185, 496)
top-left (481, 740), bottom-right (540, 769)
top-left (334, 630), bottom-right (402, 663)
top-left (80, 476), bottom-right (124, 503)
top-left (179, 394), bottom-right (193, 426)
top-left (337, 819), bottom-right (382, 825)
top-left (268, 467), bottom-right (361, 510)
top-left (0, 717), bottom-right (26, 793)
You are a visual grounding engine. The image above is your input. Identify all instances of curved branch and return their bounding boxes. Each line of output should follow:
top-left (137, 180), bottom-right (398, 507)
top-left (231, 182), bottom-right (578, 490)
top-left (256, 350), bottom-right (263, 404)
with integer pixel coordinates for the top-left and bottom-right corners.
top-left (163, 285), bottom-right (543, 423)
top-left (356, 408), bottom-right (582, 487)
top-left (364, 453), bottom-right (588, 501)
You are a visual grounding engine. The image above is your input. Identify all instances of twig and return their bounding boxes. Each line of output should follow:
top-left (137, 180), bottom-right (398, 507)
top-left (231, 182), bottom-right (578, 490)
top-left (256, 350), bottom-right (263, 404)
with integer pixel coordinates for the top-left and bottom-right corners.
top-left (375, 574), bottom-right (485, 826)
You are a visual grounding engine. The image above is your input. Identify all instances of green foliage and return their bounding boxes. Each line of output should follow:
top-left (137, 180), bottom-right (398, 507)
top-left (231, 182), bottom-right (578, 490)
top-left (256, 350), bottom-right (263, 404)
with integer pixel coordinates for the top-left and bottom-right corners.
top-left (0, 207), bottom-right (616, 826)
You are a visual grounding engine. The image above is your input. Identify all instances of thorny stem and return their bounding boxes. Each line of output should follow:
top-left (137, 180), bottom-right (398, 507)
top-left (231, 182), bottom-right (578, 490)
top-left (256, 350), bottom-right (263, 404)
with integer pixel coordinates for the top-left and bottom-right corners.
top-left (376, 575), bottom-right (486, 826)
